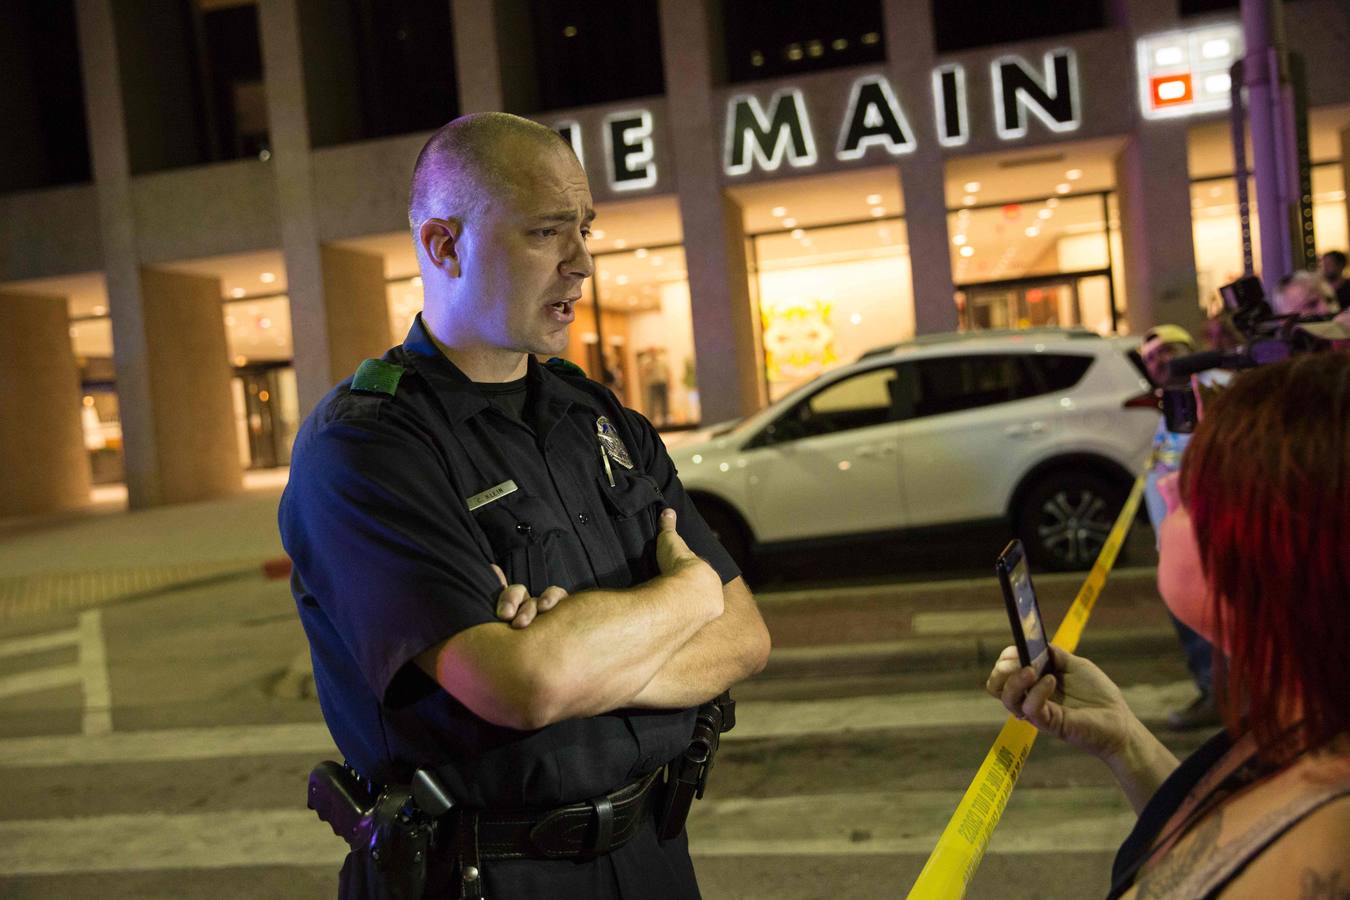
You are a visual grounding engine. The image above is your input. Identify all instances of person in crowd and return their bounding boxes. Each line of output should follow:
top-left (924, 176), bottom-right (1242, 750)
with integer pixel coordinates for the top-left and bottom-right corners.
top-left (1138, 325), bottom-right (1218, 730)
top-left (1319, 250), bottom-right (1349, 311)
top-left (280, 112), bottom-right (770, 898)
top-left (987, 353), bottom-right (1350, 898)
top-left (1201, 312), bottom-right (1242, 352)
top-left (1273, 270), bottom-right (1336, 317)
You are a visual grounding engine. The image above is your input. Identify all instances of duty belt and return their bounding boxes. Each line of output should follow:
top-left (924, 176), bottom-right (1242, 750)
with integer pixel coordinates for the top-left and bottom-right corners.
top-left (309, 691), bottom-right (736, 899)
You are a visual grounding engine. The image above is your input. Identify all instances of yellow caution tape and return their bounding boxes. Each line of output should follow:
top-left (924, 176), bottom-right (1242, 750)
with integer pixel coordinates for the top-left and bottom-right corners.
top-left (906, 474), bottom-right (1146, 900)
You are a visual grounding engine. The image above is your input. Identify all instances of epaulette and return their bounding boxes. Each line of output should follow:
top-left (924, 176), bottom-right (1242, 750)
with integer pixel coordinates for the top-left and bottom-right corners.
top-left (351, 358), bottom-right (405, 397)
top-left (544, 357), bottom-right (587, 379)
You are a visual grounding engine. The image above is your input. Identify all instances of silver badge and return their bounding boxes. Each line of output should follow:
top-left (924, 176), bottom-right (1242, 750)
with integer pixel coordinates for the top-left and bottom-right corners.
top-left (596, 416), bottom-right (634, 470)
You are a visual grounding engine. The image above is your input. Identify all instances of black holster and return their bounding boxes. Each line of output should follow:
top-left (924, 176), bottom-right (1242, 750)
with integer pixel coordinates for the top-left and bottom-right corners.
top-left (309, 762), bottom-right (444, 900)
top-left (657, 690), bottom-right (736, 840)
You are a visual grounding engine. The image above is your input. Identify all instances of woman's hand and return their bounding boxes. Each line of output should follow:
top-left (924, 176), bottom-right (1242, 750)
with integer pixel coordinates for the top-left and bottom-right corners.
top-left (986, 644), bottom-right (1137, 762)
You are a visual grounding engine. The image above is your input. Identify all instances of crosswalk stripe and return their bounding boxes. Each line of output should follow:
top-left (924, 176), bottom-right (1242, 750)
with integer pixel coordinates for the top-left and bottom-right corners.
top-left (0, 786), bottom-right (1133, 876)
top-left (0, 681), bottom-right (1197, 768)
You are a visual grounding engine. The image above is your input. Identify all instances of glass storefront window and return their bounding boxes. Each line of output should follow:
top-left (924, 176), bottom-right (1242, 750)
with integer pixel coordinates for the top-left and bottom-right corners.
top-left (754, 219), bottom-right (914, 401)
top-left (1191, 176), bottom-right (1261, 313)
top-left (570, 247), bottom-right (699, 428)
top-left (1312, 163), bottom-right (1348, 256)
top-left (224, 297), bottom-right (293, 364)
top-left (948, 193), bottom-right (1119, 334)
top-left (69, 316), bottom-right (122, 484)
top-left (224, 296), bottom-right (295, 469)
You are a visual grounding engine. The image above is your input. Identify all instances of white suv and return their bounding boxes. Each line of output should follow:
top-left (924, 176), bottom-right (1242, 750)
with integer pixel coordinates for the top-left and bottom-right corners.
top-left (669, 328), bottom-right (1158, 572)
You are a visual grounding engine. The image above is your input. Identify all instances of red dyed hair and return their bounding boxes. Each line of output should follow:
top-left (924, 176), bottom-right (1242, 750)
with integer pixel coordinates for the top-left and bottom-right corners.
top-left (1180, 353), bottom-right (1350, 757)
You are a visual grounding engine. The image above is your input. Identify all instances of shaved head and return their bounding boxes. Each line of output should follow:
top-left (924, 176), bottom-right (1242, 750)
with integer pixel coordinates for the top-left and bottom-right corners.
top-left (408, 113), bottom-right (573, 258)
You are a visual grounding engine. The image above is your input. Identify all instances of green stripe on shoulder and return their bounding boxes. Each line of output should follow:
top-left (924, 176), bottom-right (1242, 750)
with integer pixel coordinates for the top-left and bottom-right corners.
top-left (351, 359), bottom-right (405, 397)
top-left (545, 357), bottom-right (587, 379)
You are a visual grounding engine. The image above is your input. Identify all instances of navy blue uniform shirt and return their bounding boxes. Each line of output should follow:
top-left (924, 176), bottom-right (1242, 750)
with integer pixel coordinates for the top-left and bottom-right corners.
top-left (279, 315), bottom-right (738, 895)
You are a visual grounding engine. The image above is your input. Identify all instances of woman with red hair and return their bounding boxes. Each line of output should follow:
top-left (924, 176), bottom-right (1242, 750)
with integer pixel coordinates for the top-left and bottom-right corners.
top-left (988, 353), bottom-right (1350, 897)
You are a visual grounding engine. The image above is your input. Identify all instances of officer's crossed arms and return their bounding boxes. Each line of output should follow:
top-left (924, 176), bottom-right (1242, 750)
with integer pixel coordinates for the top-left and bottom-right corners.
top-left (415, 508), bottom-right (769, 731)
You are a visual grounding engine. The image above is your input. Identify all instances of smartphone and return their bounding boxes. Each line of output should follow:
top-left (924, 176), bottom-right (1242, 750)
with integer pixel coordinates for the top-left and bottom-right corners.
top-left (995, 539), bottom-right (1054, 678)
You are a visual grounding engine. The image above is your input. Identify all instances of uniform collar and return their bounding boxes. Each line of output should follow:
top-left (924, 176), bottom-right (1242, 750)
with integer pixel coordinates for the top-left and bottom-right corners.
top-left (401, 313), bottom-right (603, 426)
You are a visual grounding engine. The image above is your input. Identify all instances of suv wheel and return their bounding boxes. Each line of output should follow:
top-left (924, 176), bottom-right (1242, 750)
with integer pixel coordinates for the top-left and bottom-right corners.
top-left (695, 501), bottom-right (754, 580)
top-left (1017, 472), bottom-right (1125, 571)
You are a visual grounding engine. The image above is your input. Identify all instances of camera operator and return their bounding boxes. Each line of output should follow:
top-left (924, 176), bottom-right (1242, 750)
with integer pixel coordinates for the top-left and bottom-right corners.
top-left (1273, 270), bottom-right (1336, 318)
top-left (1138, 325), bottom-right (1218, 730)
top-left (987, 354), bottom-right (1350, 898)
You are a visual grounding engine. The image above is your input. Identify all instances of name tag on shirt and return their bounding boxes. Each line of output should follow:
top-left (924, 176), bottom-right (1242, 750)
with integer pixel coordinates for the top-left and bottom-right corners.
top-left (467, 480), bottom-right (518, 512)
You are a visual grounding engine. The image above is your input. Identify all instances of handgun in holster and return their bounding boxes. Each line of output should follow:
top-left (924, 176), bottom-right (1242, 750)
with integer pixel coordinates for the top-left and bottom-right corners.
top-left (657, 690), bottom-right (736, 841)
top-left (308, 761), bottom-right (455, 900)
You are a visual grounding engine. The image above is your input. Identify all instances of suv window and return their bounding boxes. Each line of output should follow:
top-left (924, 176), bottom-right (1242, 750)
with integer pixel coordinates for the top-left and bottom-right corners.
top-left (906, 354), bottom-right (1032, 418)
top-left (901, 352), bottom-right (1091, 419)
top-left (760, 365), bottom-right (899, 444)
top-left (1022, 353), bottom-right (1094, 392)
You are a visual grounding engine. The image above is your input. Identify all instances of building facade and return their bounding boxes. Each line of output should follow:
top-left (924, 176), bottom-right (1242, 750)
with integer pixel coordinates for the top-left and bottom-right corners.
top-left (1, 0), bottom-right (1348, 515)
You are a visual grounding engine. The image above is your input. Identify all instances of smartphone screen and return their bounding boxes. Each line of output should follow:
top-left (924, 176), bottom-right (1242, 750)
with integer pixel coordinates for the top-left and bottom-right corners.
top-left (996, 540), bottom-right (1053, 677)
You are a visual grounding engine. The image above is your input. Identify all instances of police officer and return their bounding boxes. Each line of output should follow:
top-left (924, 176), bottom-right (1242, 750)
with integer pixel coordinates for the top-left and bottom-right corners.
top-left (279, 112), bottom-right (771, 898)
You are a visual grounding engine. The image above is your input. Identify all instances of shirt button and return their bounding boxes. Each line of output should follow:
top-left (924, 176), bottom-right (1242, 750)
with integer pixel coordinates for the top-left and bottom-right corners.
top-left (576, 512), bottom-right (589, 525)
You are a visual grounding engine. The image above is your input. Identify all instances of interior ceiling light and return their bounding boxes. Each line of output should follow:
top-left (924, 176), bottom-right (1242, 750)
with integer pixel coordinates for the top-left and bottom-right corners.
top-left (259, 272), bottom-right (277, 284)
top-left (771, 206), bottom-right (787, 217)
top-left (1025, 226), bottom-right (1040, 237)
top-left (865, 193), bottom-right (882, 205)
top-left (871, 207), bottom-right (886, 217)
top-left (591, 229), bottom-right (605, 240)
top-left (1065, 168), bottom-right (1083, 180)
top-left (952, 234), bottom-right (967, 246)
top-left (562, 25), bottom-right (578, 37)
top-left (410, 276), bottom-right (423, 287)
top-left (614, 239), bottom-right (627, 249)
top-left (791, 228), bottom-right (805, 239)
top-left (962, 195), bottom-right (976, 206)
top-left (964, 181), bottom-right (981, 193)
top-left (1046, 197), bottom-right (1060, 208)
top-left (782, 217), bottom-right (797, 227)
top-left (230, 287), bottom-right (246, 298)
top-left (1038, 208), bottom-right (1053, 220)
top-left (635, 248), bottom-right (649, 258)
top-left (1055, 183), bottom-right (1071, 194)
top-left (959, 246), bottom-right (974, 257)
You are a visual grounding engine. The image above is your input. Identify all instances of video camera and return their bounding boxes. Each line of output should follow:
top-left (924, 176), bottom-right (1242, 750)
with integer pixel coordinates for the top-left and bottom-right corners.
top-left (1161, 275), bottom-right (1348, 433)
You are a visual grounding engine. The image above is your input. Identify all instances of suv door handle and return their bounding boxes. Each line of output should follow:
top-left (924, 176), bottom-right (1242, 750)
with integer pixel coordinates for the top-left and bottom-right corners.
top-left (1004, 422), bottom-right (1047, 438)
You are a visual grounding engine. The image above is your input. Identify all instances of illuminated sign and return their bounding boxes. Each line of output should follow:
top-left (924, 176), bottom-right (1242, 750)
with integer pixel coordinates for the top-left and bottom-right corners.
top-left (932, 64), bottom-right (969, 147)
top-left (992, 50), bottom-right (1081, 140)
top-left (603, 110), bottom-right (657, 191)
top-left (556, 120), bottom-right (584, 166)
top-left (724, 89), bottom-right (819, 175)
top-left (1137, 23), bottom-right (1243, 119)
top-left (837, 75), bottom-right (916, 159)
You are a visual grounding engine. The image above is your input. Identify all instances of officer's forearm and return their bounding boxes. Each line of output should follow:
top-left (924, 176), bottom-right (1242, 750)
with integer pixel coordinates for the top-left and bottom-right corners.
top-left (424, 560), bottom-right (724, 730)
top-left (628, 577), bottom-right (770, 709)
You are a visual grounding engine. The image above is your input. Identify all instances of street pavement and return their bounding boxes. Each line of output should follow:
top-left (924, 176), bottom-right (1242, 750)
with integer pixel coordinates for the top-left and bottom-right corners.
top-left (0, 483), bottom-right (1214, 899)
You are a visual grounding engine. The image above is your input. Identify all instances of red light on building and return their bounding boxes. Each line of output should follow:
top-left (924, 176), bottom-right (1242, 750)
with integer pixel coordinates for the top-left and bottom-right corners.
top-left (1150, 73), bottom-right (1193, 109)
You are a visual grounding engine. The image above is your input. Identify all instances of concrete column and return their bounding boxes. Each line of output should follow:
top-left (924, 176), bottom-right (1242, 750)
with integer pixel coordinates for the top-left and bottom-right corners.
top-left (658, 0), bottom-right (765, 423)
top-left (320, 245), bottom-right (393, 385)
top-left (75, 0), bottom-right (163, 508)
top-left (1115, 126), bottom-right (1204, 335)
top-left (882, 0), bottom-right (957, 335)
top-left (259, 0), bottom-right (334, 417)
top-left (0, 294), bottom-right (91, 516)
top-left (450, 0), bottom-right (538, 115)
top-left (1339, 125), bottom-right (1350, 252)
top-left (137, 268), bottom-right (241, 502)
top-left (1107, 0), bottom-right (1201, 335)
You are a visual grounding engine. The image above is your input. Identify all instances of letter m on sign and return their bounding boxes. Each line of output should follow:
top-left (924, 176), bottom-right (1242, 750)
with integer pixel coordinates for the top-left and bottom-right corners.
top-left (724, 89), bottom-right (818, 176)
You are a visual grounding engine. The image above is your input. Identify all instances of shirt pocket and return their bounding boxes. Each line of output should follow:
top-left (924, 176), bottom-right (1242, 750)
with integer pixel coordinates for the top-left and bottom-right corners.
top-left (471, 490), bottom-right (572, 596)
top-left (596, 469), bottom-right (665, 582)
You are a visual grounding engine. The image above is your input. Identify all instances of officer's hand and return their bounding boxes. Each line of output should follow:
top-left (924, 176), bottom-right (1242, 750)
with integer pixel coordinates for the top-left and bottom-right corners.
top-left (490, 563), bottom-right (568, 629)
top-left (655, 509), bottom-right (700, 575)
